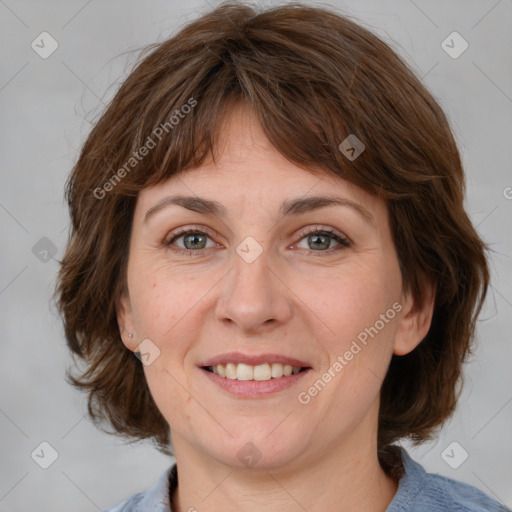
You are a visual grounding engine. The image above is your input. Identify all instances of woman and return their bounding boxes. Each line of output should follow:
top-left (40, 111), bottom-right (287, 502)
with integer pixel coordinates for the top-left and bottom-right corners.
top-left (55, 2), bottom-right (509, 511)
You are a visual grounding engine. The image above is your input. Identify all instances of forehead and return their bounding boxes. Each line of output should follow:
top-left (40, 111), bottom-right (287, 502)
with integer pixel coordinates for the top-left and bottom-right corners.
top-left (134, 104), bottom-right (385, 221)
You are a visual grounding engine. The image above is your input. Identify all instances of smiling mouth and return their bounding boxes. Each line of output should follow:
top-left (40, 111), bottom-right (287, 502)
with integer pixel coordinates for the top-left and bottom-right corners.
top-left (203, 362), bottom-right (310, 381)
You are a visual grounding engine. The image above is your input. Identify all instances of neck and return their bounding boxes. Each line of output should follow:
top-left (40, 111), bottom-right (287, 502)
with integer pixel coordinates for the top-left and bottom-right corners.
top-left (170, 427), bottom-right (398, 512)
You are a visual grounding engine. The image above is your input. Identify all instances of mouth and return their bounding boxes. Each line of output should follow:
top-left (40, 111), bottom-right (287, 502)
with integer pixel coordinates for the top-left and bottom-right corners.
top-left (198, 352), bottom-right (313, 397)
top-left (202, 362), bottom-right (310, 381)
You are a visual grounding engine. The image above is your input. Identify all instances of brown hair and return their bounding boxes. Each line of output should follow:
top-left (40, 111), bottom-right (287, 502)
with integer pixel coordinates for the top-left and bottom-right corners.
top-left (55, 1), bottom-right (489, 464)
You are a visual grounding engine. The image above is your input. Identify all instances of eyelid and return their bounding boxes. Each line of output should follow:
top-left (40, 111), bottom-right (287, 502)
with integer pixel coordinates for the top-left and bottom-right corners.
top-left (295, 225), bottom-right (349, 242)
top-left (164, 224), bottom-right (218, 243)
top-left (164, 224), bottom-right (221, 257)
top-left (165, 224), bottom-right (351, 254)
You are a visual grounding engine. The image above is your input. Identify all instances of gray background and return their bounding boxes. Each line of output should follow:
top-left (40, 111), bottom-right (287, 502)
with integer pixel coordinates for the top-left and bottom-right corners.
top-left (0, 0), bottom-right (511, 510)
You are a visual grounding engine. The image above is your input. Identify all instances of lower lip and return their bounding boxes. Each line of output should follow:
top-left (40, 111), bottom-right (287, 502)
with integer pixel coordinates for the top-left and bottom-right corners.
top-left (200, 367), bottom-right (312, 398)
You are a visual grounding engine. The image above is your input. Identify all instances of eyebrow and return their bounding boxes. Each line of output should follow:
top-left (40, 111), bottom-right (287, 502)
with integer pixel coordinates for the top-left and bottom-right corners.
top-left (144, 194), bottom-right (374, 225)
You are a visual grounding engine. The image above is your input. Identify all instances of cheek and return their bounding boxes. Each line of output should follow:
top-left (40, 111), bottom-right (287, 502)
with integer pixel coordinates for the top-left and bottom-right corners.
top-left (142, 363), bottom-right (200, 438)
top-left (316, 259), bottom-right (402, 391)
top-left (133, 272), bottom-right (202, 431)
top-left (321, 263), bottom-right (401, 343)
top-left (129, 264), bottom-right (213, 378)
top-left (130, 263), bottom-right (193, 338)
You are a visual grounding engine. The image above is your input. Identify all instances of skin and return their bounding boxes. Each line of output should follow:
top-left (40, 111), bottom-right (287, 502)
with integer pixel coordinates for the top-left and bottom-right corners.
top-left (117, 103), bottom-right (435, 512)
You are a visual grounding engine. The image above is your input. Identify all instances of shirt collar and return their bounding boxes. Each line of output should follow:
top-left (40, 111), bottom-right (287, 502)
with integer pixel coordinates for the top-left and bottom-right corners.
top-left (131, 463), bottom-right (177, 511)
top-left (385, 447), bottom-right (430, 512)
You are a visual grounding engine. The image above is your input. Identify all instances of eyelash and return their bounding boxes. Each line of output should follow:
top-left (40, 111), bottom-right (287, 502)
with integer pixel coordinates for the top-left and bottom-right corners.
top-left (164, 224), bottom-right (351, 257)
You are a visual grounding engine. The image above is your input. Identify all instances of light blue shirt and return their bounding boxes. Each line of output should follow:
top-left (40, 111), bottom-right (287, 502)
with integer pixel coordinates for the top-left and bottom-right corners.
top-left (103, 448), bottom-right (510, 511)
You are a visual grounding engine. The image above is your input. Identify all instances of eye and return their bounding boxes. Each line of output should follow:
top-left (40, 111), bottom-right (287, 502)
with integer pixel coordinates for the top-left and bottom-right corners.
top-left (165, 225), bottom-right (351, 256)
top-left (294, 226), bottom-right (350, 254)
top-left (165, 226), bottom-right (218, 256)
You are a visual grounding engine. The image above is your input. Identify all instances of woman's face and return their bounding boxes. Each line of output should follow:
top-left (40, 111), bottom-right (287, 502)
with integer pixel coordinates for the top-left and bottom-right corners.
top-left (118, 104), bottom-right (431, 470)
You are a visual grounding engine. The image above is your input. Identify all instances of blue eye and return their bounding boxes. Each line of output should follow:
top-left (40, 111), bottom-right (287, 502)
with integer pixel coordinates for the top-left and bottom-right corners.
top-left (166, 227), bottom-right (216, 256)
top-left (295, 228), bottom-right (350, 253)
top-left (165, 226), bottom-right (350, 256)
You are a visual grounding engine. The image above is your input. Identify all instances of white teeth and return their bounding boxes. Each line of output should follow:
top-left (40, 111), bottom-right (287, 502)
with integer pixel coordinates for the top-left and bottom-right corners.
top-left (225, 363), bottom-right (237, 379)
top-left (271, 363), bottom-right (283, 378)
top-left (208, 362), bottom-right (304, 381)
top-left (253, 363), bottom-right (271, 381)
top-left (236, 363), bottom-right (254, 381)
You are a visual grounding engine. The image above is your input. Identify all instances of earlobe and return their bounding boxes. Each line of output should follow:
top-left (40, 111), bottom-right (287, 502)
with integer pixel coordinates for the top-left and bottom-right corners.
top-left (393, 279), bottom-right (437, 356)
top-left (116, 293), bottom-right (137, 351)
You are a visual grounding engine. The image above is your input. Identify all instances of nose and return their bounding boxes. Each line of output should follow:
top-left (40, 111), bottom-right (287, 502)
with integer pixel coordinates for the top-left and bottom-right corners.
top-left (215, 244), bottom-right (293, 335)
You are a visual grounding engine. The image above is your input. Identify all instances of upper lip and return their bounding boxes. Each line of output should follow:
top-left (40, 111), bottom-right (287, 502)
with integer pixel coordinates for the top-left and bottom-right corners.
top-left (200, 352), bottom-right (312, 368)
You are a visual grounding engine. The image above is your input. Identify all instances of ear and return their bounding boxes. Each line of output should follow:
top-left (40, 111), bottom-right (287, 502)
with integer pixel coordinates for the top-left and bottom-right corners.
top-left (116, 292), bottom-right (137, 352)
top-left (393, 277), bottom-right (437, 356)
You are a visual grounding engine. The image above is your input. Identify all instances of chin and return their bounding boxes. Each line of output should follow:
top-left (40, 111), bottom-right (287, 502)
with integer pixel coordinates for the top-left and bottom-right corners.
top-left (207, 431), bottom-right (306, 470)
